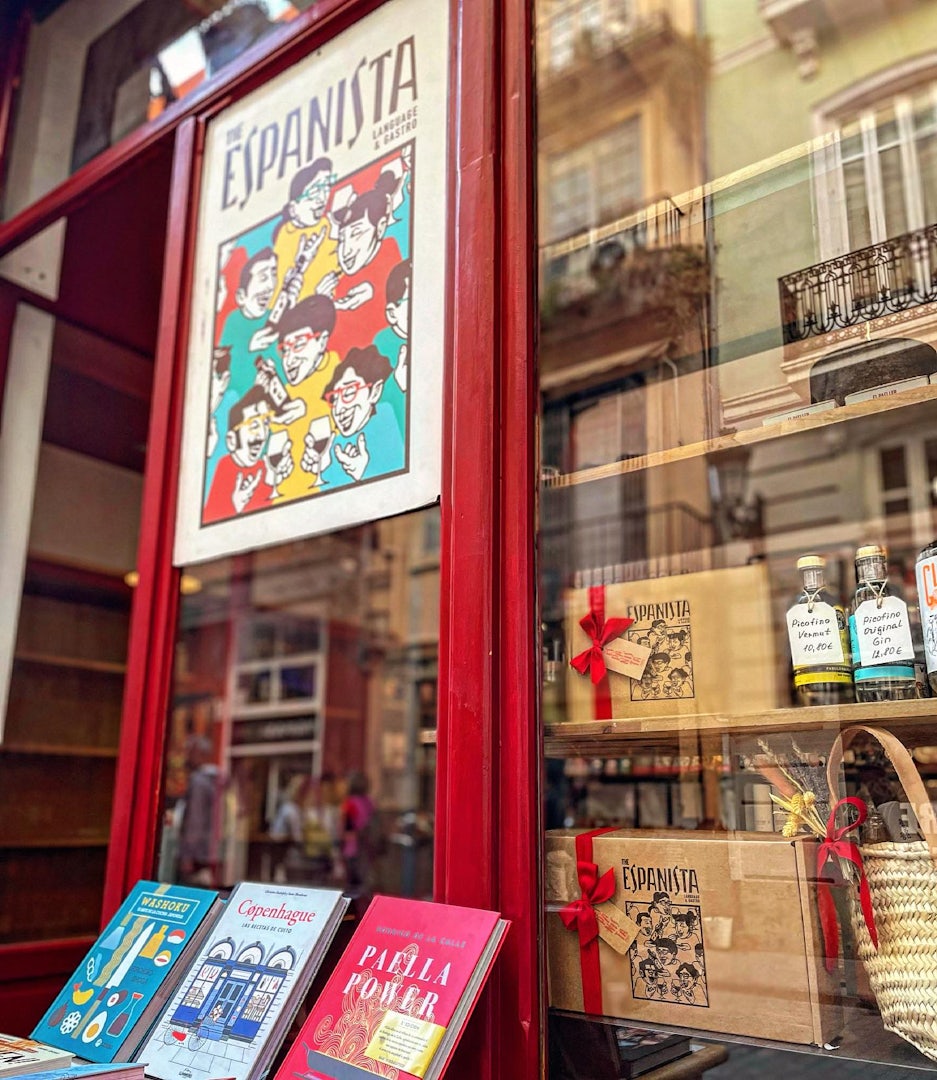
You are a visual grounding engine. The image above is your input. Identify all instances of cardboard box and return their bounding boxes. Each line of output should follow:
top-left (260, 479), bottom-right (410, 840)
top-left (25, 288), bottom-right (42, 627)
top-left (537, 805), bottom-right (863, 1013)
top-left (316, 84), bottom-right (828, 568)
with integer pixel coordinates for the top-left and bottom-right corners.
top-left (565, 564), bottom-right (780, 720)
top-left (546, 829), bottom-right (841, 1046)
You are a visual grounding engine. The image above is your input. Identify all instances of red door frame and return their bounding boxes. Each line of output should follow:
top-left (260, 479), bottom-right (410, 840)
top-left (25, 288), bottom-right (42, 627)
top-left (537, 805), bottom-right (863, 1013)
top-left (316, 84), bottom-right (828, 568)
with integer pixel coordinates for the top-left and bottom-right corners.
top-left (0, 3), bottom-right (540, 1077)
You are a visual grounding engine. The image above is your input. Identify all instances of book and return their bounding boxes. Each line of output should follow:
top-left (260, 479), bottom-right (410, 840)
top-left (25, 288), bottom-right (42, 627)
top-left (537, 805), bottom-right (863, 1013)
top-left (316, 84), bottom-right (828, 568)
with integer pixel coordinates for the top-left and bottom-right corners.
top-left (273, 895), bottom-right (509, 1080)
top-left (20, 1065), bottom-right (144, 1080)
top-left (0, 1034), bottom-right (73, 1077)
top-left (549, 1015), bottom-right (691, 1080)
top-left (33, 882), bottom-right (220, 1065)
top-left (613, 1026), bottom-right (692, 1078)
top-left (136, 882), bottom-right (349, 1080)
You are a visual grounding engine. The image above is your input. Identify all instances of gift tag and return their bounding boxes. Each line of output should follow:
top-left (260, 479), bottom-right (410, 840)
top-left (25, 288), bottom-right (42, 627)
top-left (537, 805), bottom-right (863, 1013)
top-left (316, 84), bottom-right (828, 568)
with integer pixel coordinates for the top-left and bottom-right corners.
top-left (602, 639), bottom-right (652, 680)
top-left (854, 596), bottom-right (915, 666)
top-left (595, 902), bottom-right (639, 955)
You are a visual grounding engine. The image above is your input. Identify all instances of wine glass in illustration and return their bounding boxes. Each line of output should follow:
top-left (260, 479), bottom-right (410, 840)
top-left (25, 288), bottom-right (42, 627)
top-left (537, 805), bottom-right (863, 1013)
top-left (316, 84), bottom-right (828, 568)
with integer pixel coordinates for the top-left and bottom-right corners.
top-left (306, 415), bottom-right (333, 488)
top-left (264, 430), bottom-right (291, 500)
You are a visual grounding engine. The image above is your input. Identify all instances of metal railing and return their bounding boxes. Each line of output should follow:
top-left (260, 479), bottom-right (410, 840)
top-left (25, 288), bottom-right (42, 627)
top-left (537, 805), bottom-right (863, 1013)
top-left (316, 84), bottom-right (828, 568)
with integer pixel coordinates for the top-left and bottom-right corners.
top-left (779, 223), bottom-right (937, 344)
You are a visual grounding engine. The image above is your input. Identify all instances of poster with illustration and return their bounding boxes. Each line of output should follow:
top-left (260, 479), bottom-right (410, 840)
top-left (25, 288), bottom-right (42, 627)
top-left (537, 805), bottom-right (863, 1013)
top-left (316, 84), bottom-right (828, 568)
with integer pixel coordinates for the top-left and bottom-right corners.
top-left (626, 892), bottom-right (709, 1009)
top-left (626, 599), bottom-right (694, 702)
top-left (174, 0), bottom-right (449, 564)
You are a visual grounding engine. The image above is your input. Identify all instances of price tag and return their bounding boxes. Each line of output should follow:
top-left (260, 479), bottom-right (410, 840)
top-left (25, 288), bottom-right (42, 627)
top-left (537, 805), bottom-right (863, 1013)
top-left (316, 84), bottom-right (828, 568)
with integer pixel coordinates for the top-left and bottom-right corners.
top-left (785, 602), bottom-right (845, 665)
top-left (602, 639), bottom-right (652, 679)
top-left (855, 596), bottom-right (915, 666)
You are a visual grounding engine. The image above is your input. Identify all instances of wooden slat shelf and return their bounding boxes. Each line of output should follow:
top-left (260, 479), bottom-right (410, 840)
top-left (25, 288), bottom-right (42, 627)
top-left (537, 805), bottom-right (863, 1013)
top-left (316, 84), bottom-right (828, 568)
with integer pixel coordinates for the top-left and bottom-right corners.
top-left (0, 742), bottom-right (119, 758)
top-left (544, 698), bottom-right (937, 756)
top-left (543, 384), bottom-right (937, 488)
top-left (14, 650), bottom-right (126, 674)
top-left (0, 837), bottom-right (110, 849)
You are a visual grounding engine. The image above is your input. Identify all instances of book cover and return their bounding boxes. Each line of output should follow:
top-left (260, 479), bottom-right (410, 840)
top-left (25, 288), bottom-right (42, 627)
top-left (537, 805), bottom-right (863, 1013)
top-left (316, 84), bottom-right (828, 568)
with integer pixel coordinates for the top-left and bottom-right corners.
top-left (614, 1026), bottom-right (691, 1078)
top-left (274, 895), bottom-right (508, 1080)
top-left (137, 883), bottom-right (348, 1080)
top-left (33, 882), bottom-right (219, 1064)
top-left (23, 1065), bottom-right (144, 1080)
top-left (0, 1034), bottom-right (72, 1077)
top-left (548, 1015), bottom-right (690, 1080)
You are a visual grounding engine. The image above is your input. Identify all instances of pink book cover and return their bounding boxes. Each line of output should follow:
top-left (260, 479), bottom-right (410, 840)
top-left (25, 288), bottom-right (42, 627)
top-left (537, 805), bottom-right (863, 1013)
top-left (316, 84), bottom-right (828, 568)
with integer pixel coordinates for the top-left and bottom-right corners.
top-left (273, 896), bottom-right (506, 1080)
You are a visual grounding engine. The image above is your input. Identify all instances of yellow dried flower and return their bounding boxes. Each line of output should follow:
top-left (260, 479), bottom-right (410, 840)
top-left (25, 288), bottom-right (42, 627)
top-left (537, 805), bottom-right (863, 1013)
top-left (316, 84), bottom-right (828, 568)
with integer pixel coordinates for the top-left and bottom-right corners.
top-left (782, 816), bottom-right (800, 838)
top-left (789, 793), bottom-right (805, 813)
top-left (803, 791), bottom-right (816, 808)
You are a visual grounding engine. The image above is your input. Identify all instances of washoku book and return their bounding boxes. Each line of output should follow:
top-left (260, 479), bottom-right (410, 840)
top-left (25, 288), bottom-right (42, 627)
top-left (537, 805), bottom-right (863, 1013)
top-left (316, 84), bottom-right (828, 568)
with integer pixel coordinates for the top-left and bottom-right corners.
top-left (272, 895), bottom-right (508, 1080)
top-left (137, 883), bottom-right (348, 1080)
top-left (33, 882), bottom-right (220, 1064)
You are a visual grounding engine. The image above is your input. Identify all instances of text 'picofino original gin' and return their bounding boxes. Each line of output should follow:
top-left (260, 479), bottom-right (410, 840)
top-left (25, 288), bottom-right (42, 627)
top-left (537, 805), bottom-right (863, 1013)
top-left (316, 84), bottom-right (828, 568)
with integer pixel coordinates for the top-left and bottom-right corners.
top-left (786, 555), bottom-right (854, 706)
top-left (849, 544), bottom-right (918, 702)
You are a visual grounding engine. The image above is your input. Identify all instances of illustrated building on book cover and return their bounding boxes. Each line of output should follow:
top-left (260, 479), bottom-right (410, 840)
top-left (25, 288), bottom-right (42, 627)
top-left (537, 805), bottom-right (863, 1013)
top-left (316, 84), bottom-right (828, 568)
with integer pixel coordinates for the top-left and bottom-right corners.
top-left (33, 882), bottom-right (219, 1064)
top-left (273, 895), bottom-right (508, 1080)
top-left (0, 1034), bottom-right (73, 1077)
top-left (137, 883), bottom-right (348, 1080)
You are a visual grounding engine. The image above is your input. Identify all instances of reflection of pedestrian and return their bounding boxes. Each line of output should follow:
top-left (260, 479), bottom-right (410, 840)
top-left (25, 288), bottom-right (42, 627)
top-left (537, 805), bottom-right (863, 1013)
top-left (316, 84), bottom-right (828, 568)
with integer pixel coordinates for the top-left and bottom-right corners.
top-left (178, 736), bottom-right (223, 887)
top-left (270, 775), bottom-right (309, 882)
top-left (341, 771), bottom-right (376, 897)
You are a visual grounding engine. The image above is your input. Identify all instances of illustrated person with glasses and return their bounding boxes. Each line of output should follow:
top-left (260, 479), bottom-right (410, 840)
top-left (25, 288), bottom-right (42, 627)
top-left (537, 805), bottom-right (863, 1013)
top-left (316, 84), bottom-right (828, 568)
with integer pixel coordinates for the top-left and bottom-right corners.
top-left (203, 385), bottom-right (292, 522)
top-left (372, 258), bottom-right (411, 437)
top-left (264, 294), bottom-right (339, 500)
top-left (301, 346), bottom-right (404, 487)
top-left (272, 158), bottom-right (341, 309)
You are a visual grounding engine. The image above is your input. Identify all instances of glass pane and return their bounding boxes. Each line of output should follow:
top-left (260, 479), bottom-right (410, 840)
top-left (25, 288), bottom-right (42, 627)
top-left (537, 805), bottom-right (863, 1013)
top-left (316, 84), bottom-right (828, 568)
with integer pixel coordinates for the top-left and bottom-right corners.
top-left (157, 513), bottom-right (437, 911)
top-left (536, 0), bottom-right (937, 1074)
top-left (2, 0), bottom-right (318, 220)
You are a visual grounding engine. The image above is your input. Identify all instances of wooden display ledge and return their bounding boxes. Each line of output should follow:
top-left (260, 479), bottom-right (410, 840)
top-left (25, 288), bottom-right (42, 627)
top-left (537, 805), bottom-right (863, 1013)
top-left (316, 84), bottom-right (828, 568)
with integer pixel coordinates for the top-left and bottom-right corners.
top-left (0, 741), bottom-right (119, 758)
top-left (544, 699), bottom-right (937, 756)
top-left (543, 384), bottom-right (937, 488)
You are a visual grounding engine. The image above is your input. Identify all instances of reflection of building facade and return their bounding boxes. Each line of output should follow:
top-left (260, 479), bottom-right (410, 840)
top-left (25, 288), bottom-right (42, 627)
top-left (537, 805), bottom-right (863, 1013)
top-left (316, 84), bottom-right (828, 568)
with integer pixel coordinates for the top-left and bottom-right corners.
top-left (538, 0), bottom-right (712, 615)
top-left (705, 1), bottom-right (937, 595)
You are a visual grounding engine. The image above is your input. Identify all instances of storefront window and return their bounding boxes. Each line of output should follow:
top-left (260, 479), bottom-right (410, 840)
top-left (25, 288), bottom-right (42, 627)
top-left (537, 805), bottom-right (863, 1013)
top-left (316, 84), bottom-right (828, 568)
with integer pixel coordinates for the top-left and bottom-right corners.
top-left (2, 0), bottom-right (317, 221)
top-left (157, 511), bottom-right (437, 915)
top-left (538, 0), bottom-right (937, 1074)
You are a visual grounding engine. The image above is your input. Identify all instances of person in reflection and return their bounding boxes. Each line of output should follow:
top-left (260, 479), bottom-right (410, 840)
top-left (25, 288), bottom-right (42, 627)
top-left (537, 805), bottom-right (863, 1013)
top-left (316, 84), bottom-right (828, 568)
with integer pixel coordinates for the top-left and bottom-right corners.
top-left (340, 771), bottom-right (377, 908)
top-left (178, 735), bottom-right (223, 887)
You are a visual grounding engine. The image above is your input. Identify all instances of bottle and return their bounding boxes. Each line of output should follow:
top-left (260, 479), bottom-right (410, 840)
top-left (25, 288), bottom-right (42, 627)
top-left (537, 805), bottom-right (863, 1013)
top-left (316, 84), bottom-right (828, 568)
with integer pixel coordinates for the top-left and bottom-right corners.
top-left (785, 555), bottom-right (854, 706)
top-left (849, 544), bottom-right (918, 701)
top-left (861, 803), bottom-right (889, 846)
top-left (915, 539), bottom-right (937, 695)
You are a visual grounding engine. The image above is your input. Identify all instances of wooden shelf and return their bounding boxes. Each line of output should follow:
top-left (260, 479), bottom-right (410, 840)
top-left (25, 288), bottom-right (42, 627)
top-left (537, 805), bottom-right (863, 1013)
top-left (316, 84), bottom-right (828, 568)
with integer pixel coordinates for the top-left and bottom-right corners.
top-left (0, 742), bottom-right (119, 758)
top-left (543, 383), bottom-right (937, 488)
top-left (544, 698), bottom-right (937, 756)
top-left (0, 836), bottom-right (110, 849)
top-left (14, 650), bottom-right (126, 674)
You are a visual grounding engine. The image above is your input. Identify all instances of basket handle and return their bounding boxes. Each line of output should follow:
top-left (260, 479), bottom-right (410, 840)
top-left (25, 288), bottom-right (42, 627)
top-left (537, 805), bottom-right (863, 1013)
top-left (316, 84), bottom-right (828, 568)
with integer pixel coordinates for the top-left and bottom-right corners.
top-left (826, 724), bottom-right (937, 861)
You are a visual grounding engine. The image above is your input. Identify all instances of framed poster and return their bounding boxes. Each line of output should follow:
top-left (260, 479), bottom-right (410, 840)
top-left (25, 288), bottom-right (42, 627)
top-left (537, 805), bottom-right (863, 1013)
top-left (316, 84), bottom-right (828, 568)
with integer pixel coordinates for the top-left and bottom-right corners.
top-left (174, 0), bottom-right (449, 565)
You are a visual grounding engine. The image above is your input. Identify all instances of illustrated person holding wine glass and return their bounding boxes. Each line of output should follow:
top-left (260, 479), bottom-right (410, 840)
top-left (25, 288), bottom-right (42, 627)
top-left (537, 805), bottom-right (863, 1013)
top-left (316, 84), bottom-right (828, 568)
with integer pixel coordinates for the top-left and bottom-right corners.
top-left (301, 346), bottom-right (404, 487)
top-left (263, 295), bottom-right (339, 501)
top-left (203, 385), bottom-right (292, 522)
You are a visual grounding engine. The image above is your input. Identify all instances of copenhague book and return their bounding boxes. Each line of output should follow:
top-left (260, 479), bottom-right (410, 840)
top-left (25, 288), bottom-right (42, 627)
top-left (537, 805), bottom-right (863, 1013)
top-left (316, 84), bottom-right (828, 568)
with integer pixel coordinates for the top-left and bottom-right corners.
top-left (0, 1032), bottom-right (73, 1078)
top-left (272, 895), bottom-right (509, 1080)
top-left (33, 882), bottom-right (220, 1065)
top-left (136, 882), bottom-right (349, 1080)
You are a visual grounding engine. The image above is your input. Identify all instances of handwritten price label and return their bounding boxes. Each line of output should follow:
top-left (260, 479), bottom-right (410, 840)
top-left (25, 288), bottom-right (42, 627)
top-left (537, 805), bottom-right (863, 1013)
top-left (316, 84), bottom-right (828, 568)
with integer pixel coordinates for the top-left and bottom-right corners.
top-left (602, 639), bottom-right (652, 680)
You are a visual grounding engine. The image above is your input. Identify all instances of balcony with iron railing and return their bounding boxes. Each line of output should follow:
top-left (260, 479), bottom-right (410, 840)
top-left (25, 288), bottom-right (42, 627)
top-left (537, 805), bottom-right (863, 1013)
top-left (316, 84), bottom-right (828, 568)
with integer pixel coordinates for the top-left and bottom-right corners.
top-left (778, 223), bottom-right (937, 345)
top-left (537, 0), bottom-right (689, 87)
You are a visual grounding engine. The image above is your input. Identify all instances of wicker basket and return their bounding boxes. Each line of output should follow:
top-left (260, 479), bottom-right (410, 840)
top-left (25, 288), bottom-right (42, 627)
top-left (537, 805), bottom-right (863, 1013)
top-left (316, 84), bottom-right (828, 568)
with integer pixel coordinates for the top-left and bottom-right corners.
top-left (827, 725), bottom-right (937, 1062)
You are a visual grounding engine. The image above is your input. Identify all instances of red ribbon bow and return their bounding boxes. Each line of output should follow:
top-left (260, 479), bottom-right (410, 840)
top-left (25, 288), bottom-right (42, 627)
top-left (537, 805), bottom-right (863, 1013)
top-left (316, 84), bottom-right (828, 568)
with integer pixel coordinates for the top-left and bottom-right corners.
top-left (559, 860), bottom-right (616, 946)
top-left (570, 610), bottom-right (634, 684)
top-left (558, 828), bottom-right (620, 1014)
top-left (816, 796), bottom-right (879, 972)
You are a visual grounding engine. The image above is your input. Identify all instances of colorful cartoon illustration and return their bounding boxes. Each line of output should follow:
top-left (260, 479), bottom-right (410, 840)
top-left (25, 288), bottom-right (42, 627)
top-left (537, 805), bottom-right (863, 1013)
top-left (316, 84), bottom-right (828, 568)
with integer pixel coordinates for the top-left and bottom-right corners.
top-left (200, 143), bottom-right (414, 528)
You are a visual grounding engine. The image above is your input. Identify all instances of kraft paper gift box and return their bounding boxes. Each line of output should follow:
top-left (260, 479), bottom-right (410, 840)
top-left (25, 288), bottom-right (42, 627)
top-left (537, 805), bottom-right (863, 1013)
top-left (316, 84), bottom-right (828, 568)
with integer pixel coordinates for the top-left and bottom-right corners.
top-left (565, 564), bottom-right (782, 721)
top-left (546, 829), bottom-right (842, 1047)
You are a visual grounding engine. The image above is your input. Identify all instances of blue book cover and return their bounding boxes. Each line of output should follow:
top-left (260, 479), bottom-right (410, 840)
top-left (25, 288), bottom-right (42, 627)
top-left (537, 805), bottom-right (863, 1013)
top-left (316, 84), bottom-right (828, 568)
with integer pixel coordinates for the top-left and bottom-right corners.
top-left (33, 881), bottom-right (219, 1064)
top-left (25, 1066), bottom-right (141, 1080)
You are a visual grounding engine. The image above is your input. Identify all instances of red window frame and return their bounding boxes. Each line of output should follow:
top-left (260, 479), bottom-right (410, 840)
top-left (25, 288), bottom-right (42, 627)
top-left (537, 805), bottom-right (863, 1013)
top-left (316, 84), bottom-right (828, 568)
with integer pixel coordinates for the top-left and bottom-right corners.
top-left (0, 2), bottom-right (540, 1077)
